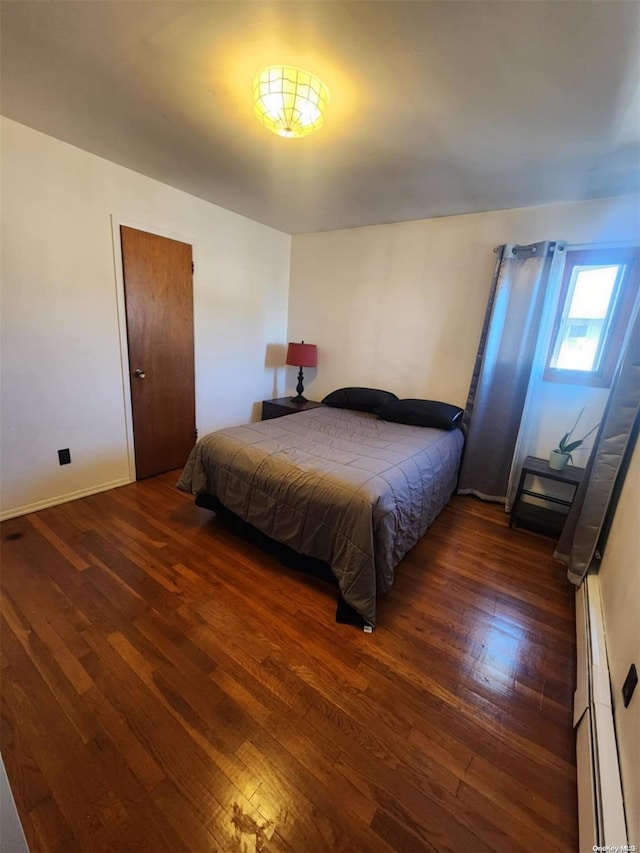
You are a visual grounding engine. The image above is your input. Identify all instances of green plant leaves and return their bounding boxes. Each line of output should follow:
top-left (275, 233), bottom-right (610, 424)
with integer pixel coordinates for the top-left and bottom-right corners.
top-left (562, 439), bottom-right (584, 454)
top-left (558, 431), bottom-right (571, 452)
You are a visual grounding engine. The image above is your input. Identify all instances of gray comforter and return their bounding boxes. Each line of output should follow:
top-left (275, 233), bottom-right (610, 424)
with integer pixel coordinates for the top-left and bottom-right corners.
top-left (177, 406), bottom-right (464, 626)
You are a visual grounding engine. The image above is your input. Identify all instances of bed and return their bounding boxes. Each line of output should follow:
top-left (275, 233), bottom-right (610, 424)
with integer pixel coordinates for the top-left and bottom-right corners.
top-left (177, 404), bottom-right (464, 627)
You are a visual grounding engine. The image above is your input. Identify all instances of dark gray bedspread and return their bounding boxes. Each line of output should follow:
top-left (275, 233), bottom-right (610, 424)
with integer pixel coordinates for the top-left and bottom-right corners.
top-left (177, 406), bottom-right (463, 626)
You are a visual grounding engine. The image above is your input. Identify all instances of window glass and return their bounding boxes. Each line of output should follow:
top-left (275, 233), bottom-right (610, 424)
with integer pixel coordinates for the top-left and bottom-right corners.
top-left (550, 265), bottom-right (622, 371)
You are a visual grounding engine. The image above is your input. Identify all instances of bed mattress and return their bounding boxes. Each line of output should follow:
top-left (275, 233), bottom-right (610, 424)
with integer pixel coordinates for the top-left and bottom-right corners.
top-left (178, 406), bottom-right (463, 626)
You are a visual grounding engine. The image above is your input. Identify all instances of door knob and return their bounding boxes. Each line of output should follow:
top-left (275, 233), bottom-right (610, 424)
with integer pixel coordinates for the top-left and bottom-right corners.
top-left (133, 369), bottom-right (146, 379)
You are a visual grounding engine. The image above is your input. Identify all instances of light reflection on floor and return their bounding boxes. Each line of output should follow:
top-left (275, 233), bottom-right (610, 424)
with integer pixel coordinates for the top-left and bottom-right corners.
top-left (465, 614), bottom-right (528, 694)
top-left (230, 801), bottom-right (291, 853)
top-left (230, 802), bottom-right (274, 853)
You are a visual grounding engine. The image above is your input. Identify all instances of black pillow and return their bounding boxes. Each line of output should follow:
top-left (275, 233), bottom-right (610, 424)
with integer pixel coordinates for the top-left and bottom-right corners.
top-left (377, 398), bottom-right (464, 430)
top-left (321, 387), bottom-right (399, 413)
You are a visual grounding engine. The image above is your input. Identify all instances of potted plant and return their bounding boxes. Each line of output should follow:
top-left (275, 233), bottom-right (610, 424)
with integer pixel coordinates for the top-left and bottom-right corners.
top-left (549, 409), bottom-right (600, 470)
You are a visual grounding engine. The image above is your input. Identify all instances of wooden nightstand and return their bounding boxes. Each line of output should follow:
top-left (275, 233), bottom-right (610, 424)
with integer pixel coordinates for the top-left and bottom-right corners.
top-left (510, 455), bottom-right (585, 538)
top-left (261, 397), bottom-right (322, 421)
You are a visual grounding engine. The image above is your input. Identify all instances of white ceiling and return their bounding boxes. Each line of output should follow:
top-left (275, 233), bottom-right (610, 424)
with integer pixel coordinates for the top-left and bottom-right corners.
top-left (1, 1), bottom-right (639, 234)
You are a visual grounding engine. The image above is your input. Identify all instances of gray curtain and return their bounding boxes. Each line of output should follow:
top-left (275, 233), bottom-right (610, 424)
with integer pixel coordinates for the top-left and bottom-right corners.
top-left (556, 304), bottom-right (640, 585)
top-left (458, 241), bottom-right (560, 501)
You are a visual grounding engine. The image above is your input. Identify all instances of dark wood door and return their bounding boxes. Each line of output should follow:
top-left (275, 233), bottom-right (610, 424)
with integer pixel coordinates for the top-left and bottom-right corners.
top-left (121, 226), bottom-right (195, 479)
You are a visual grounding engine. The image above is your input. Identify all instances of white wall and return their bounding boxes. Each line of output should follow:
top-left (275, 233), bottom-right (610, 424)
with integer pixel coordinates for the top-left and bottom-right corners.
top-left (288, 195), bottom-right (640, 465)
top-left (599, 440), bottom-right (640, 843)
top-left (0, 117), bottom-right (291, 519)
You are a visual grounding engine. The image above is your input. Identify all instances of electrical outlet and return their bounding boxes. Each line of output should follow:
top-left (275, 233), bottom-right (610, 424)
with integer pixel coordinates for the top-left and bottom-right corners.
top-left (622, 663), bottom-right (638, 708)
top-left (58, 448), bottom-right (71, 465)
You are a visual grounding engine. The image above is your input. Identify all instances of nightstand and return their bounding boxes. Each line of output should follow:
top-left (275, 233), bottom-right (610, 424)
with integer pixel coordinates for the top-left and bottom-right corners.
top-left (510, 455), bottom-right (585, 538)
top-left (261, 397), bottom-right (322, 421)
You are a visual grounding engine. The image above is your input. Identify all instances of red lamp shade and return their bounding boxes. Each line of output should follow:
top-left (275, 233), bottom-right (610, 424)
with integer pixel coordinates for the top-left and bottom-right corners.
top-left (285, 341), bottom-right (317, 368)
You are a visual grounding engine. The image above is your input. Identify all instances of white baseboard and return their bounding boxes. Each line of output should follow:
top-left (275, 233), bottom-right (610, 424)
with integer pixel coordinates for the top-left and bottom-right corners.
top-left (575, 575), bottom-right (628, 851)
top-left (0, 477), bottom-right (132, 521)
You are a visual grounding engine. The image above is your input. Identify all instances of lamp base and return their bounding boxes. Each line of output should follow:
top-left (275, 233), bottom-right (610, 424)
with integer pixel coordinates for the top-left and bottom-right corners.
top-left (290, 367), bottom-right (307, 405)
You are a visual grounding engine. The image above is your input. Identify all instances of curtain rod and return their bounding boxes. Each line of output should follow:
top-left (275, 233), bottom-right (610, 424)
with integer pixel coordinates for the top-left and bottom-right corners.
top-left (494, 241), bottom-right (637, 253)
top-left (493, 242), bottom-right (565, 255)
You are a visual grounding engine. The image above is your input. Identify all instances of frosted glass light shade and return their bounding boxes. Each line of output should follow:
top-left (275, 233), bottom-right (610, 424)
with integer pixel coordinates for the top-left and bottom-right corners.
top-left (253, 66), bottom-right (329, 138)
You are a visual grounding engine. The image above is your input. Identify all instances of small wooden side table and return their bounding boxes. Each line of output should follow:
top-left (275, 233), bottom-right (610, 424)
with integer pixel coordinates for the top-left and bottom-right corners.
top-left (510, 455), bottom-right (585, 538)
top-left (261, 397), bottom-right (322, 421)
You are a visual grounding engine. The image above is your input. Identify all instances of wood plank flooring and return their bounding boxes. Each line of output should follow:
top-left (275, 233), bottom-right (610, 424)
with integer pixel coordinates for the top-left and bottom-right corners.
top-left (0, 473), bottom-right (577, 852)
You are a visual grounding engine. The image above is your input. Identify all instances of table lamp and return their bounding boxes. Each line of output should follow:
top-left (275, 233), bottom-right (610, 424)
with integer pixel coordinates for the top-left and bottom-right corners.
top-left (285, 341), bottom-right (317, 404)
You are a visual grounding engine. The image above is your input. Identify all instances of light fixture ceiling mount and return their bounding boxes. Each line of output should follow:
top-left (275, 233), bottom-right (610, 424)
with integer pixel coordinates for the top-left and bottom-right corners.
top-left (253, 66), bottom-right (329, 138)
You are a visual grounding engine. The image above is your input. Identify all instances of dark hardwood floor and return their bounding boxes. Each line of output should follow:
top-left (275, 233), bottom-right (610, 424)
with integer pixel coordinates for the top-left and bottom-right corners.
top-left (0, 473), bottom-right (577, 852)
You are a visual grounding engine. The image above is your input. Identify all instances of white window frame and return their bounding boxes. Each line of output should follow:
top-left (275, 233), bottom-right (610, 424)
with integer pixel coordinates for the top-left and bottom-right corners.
top-left (544, 246), bottom-right (639, 388)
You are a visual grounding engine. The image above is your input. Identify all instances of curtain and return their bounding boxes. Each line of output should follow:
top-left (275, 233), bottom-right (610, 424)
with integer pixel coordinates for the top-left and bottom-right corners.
top-left (505, 243), bottom-right (568, 508)
top-left (458, 241), bottom-right (563, 502)
top-left (556, 304), bottom-right (640, 585)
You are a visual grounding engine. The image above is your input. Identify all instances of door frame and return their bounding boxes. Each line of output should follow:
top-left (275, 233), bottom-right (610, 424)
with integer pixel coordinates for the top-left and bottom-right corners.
top-left (110, 215), bottom-right (198, 482)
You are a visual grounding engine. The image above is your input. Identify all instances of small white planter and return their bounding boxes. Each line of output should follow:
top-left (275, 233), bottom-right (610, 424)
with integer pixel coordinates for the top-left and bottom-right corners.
top-left (549, 450), bottom-right (570, 470)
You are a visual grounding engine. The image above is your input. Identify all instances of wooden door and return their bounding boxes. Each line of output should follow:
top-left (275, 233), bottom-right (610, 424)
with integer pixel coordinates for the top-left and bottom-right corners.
top-left (121, 226), bottom-right (196, 479)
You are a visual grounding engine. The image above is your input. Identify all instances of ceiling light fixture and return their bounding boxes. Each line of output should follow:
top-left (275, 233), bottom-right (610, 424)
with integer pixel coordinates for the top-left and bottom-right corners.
top-left (253, 66), bottom-right (329, 138)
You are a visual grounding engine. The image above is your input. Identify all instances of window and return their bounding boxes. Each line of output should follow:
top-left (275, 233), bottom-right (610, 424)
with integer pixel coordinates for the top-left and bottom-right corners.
top-left (544, 247), bottom-right (639, 387)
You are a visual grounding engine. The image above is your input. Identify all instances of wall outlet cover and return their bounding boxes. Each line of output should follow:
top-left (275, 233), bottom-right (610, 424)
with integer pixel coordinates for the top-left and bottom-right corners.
top-left (58, 448), bottom-right (71, 465)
